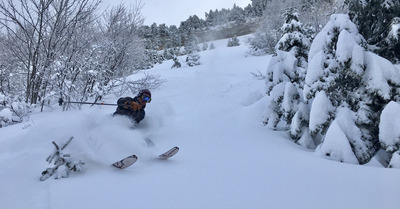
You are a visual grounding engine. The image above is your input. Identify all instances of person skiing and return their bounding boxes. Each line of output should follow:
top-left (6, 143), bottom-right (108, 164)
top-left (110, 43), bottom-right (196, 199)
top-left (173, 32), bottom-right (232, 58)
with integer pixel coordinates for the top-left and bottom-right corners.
top-left (113, 89), bottom-right (152, 124)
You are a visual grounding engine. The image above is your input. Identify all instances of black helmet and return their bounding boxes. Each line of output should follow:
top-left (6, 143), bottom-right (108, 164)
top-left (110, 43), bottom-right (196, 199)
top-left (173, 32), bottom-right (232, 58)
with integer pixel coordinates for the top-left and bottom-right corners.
top-left (138, 89), bottom-right (151, 97)
top-left (138, 89), bottom-right (151, 103)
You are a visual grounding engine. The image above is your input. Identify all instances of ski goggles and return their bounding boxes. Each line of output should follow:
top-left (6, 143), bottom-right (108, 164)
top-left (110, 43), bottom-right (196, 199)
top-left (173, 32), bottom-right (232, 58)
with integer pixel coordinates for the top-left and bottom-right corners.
top-left (141, 94), bottom-right (151, 103)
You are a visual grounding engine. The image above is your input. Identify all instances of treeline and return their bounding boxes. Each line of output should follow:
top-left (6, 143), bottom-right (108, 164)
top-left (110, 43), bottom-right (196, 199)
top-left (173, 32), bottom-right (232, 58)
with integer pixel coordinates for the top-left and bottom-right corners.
top-left (138, 0), bottom-right (347, 62)
top-left (137, 0), bottom-right (268, 53)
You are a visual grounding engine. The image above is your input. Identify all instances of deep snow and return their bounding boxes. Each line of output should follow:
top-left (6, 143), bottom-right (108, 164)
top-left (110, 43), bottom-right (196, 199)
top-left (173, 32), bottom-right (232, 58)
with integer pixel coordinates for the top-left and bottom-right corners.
top-left (1, 36), bottom-right (400, 209)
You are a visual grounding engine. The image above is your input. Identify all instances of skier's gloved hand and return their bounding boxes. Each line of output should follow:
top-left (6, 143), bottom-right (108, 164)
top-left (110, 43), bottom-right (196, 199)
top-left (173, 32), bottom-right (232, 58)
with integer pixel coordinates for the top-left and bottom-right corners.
top-left (129, 101), bottom-right (142, 111)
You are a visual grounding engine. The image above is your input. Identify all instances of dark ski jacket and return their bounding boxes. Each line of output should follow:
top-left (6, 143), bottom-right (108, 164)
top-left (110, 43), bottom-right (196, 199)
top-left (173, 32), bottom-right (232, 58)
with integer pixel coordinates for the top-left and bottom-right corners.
top-left (113, 96), bottom-right (146, 124)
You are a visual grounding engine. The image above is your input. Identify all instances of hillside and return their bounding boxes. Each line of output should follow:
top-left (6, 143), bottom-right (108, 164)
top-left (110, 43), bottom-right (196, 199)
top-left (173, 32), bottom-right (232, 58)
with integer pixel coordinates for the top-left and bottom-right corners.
top-left (194, 19), bottom-right (260, 42)
top-left (0, 36), bottom-right (399, 209)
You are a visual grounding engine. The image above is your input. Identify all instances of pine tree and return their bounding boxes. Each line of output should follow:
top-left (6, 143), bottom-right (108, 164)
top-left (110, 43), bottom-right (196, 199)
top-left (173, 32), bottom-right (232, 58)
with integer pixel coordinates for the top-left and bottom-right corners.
top-left (186, 53), bottom-right (201, 67)
top-left (205, 9), bottom-right (216, 26)
top-left (347, 0), bottom-right (400, 63)
top-left (209, 43), bottom-right (216, 50)
top-left (264, 9), bottom-right (311, 147)
top-left (276, 8), bottom-right (310, 68)
top-left (227, 36), bottom-right (240, 47)
top-left (228, 4), bottom-right (246, 22)
top-left (305, 14), bottom-right (400, 164)
top-left (383, 17), bottom-right (400, 63)
top-left (163, 48), bottom-right (174, 60)
top-left (251, 0), bottom-right (268, 16)
top-left (184, 34), bottom-right (201, 67)
top-left (167, 25), bottom-right (182, 48)
top-left (171, 57), bottom-right (182, 69)
top-left (202, 42), bottom-right (209, 51)
top-left (184, 34), bottom-right (200, 54)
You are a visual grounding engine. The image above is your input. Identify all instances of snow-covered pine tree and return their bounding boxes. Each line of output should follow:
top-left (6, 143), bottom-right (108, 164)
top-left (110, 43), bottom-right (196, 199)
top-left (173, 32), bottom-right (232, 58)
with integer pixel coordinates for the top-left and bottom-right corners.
top-left (276, 8), bottom-right (310, 68)
top-left (171, 57), bottom-right (182, 69)
top-left (209, 43), bottom-right (216, 50)
top-left (167, 25), bottom-right (182, 48)
top-left (305, 14), bottom-right (400, 164)
top-left (144, 37), bottom-right (164, 67)
top-left (184, 34), bottom-right (201, 67)
top-left (227, 36), bottom-right (240, 47)
top-left (205, 9), bottom-right (216, 26)
top-left (184, 34), bottom-right (200, 54)
top-left (186, 53), bottom-right (201, 67)
top-left (163, 48), bottom-right (174, 60)
top-left (248, 0), bottom-right (301, 56)
top-left (202, 42), bottom-right (209, 51)
top-left (347, 0), bottom-right (400, 63)
top-left (228, 4), bottom-right (246, 22)
top-left (251, 0), bottom-right (268, 17)
top-left (263, 9), bottom-right (311, 147)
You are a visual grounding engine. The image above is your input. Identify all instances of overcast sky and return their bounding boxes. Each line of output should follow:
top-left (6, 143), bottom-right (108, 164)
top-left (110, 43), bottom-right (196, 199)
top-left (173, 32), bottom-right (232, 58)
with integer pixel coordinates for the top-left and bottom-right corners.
top-left (101, 0), bottom-right (252, 26)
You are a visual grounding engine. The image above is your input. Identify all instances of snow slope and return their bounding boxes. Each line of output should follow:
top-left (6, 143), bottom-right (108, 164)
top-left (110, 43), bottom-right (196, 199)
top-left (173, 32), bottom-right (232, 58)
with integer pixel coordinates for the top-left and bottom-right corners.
top-left (1, 36), bottom-right (400, 209)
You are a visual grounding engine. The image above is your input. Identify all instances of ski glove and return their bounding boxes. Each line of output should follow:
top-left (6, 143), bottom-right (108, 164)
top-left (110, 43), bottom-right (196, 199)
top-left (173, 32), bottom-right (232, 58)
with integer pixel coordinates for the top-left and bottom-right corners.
top-left (125, 101), bottom-right (142, 111)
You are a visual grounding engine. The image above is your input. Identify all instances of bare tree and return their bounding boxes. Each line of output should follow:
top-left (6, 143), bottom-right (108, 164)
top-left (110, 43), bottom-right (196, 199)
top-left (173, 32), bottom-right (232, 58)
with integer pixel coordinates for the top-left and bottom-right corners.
top-left (99, 2), bottom-right (146, 78)
top-left (0, 0), bottom-right (101, 104)
top-left (85, 2), bottom-right (146, 103)
top-left (0, 0), bottom-right (149, 107)
top-left (300, 0), bottom-right (346, 34)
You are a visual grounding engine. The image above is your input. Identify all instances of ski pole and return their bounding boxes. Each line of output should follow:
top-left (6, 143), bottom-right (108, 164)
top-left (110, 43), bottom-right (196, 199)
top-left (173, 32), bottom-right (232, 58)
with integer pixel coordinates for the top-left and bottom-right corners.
top-left (59, 99), bottom-right (133, 108)
top-left (62, 101), bottom-right (119, 106)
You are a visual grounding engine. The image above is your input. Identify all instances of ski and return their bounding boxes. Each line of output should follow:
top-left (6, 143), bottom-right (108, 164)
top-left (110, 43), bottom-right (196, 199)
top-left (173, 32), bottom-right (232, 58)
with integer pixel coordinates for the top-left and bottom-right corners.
top-left (112, 146), bottom-right (179, 169)
top-left (159, 146), bottom-right (180, 159)
top-left (112, 154), bottom-right (138, 169)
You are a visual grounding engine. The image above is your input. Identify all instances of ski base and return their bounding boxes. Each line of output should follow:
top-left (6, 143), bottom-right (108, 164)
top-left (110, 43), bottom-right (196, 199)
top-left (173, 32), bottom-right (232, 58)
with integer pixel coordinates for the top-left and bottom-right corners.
top-left (112, 155), bottom-right (138, 169)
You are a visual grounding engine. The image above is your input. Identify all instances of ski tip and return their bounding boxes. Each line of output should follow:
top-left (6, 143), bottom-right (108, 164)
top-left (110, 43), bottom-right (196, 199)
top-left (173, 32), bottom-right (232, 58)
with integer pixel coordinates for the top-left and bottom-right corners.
top-left (112, 154), bottom-right (138, 169)
top-left (158, 146), bottom-right (180, 160)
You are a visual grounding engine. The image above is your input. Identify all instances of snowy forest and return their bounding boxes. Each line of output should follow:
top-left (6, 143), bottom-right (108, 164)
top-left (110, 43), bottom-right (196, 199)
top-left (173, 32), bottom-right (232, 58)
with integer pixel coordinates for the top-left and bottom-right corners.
top-left (1, 0), bottom-right (400, 167)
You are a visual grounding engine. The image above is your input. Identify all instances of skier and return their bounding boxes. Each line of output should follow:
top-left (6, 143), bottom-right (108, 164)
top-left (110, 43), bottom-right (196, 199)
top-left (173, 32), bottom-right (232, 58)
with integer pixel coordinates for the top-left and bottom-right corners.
top-left (113, 89), bottom-right (152, 124)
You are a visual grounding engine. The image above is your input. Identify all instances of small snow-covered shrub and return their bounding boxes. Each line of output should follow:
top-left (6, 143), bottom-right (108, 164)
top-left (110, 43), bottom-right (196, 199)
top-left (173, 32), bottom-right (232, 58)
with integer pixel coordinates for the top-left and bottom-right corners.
top-left (227, 36), bottom-right (240, 47)
top-left (186, 53), bottom-right (201, 67)
top-left (0, 94), bottom-right (31, 127)
top-left (171, 57), bottom-right (182, 69)
top-left (40, 137), bottom-right (85, 181)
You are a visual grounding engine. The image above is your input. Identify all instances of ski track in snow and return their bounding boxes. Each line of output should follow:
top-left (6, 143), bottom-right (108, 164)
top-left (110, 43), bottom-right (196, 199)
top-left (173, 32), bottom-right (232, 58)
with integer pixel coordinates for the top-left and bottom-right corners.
top-left (1, 35), bottom-right (400, 209)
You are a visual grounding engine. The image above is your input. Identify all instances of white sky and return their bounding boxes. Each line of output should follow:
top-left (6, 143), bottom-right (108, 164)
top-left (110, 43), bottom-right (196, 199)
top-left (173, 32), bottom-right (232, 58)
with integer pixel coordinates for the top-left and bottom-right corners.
top-left (101, 0), bottom-right (252, 26)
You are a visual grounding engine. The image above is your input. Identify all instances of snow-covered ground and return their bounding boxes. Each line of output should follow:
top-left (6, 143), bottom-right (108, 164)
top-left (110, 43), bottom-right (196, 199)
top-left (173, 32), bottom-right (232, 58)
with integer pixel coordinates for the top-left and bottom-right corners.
top-left (1, 36), bottom-right (399, 209)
